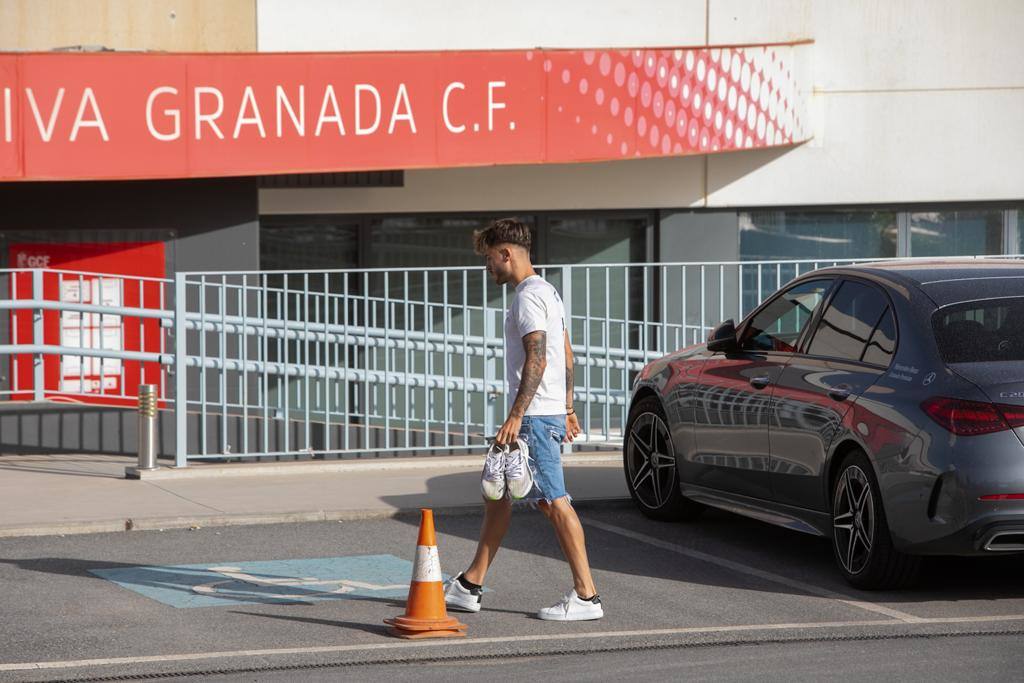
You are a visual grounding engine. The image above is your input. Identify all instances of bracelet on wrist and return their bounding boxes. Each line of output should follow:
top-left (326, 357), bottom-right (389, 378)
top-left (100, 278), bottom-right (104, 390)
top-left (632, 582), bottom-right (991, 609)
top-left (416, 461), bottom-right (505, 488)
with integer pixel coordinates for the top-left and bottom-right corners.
top-left (566, 408), bottom-right (575, 416)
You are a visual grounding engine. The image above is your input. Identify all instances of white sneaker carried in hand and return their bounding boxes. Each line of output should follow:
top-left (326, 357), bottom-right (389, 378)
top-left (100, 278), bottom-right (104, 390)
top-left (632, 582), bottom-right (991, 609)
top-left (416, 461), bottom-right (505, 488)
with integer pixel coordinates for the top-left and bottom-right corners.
top-left (537, 589), bottom-right (604, 621)
top-left (481, 443), bottom-right (508, 500)
top-left (504, 438), bottom-right (534, 499)
top-left (443, 572), bottom-right (483, 613)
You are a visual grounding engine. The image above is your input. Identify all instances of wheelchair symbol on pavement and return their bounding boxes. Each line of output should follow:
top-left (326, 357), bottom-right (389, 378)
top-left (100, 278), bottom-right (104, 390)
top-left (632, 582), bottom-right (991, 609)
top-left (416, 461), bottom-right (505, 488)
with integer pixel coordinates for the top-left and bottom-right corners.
top-left (192, 566), bottom-right (408, 601)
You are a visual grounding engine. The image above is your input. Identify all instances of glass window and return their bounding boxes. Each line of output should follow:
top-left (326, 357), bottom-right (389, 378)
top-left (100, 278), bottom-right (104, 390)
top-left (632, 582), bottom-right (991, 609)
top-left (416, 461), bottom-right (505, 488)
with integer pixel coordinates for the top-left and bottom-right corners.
top-left (863, 308), bottom-right (896, 366)
top-left (741, 279), bottom-right (833, 353)
top-left (807, 281), bottom-right (889, 362)
top-left (1017, 210), bottom-right (1024, 256)
top-left (739, 211), bottom-right (897, 261)
top-left (260, 216), bottom-right (359, 270)
top-left (367, 216), bottom-right (528, 268)
top-left (933, 298), bottom-right (1024, 363)
top-left (910, 210), bottom-right (1002, 257)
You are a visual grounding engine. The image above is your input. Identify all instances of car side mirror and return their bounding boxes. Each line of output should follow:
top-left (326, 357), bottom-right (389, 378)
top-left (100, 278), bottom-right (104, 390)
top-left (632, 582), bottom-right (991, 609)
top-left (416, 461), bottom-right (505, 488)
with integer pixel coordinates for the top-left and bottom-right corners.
top-left (707, 319), bottom-right (740, 353)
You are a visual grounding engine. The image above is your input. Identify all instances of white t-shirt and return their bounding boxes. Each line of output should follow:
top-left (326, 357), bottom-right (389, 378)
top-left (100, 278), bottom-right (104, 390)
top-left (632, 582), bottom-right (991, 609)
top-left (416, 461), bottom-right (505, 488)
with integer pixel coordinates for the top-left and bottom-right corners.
top-left (504, 275), bottom-right (567, 416)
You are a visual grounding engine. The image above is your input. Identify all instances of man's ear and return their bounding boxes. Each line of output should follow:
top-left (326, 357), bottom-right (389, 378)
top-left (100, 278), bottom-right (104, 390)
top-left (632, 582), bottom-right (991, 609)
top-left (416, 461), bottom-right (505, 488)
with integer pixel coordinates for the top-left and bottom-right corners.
top-left (500, 246), bottom-right (513, 262)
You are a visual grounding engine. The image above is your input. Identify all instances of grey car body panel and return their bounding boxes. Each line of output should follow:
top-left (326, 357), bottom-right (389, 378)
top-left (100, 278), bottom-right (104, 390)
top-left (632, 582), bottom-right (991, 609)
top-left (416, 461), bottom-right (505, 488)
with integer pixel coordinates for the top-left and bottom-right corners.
top-left (631, 260), bottom-right (1024, 557)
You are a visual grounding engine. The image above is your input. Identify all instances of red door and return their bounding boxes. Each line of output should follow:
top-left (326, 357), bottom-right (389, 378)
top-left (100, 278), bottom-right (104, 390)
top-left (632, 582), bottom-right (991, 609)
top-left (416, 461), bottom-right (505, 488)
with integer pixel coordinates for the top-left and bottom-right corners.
top-left (8, 242), bottom-right (166, 405)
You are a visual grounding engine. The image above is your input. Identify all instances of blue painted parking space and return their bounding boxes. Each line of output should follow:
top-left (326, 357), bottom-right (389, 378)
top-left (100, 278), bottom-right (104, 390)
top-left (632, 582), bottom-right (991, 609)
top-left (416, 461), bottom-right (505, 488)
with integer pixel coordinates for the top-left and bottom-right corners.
top-left (89, 555), bottom-right (423, 608)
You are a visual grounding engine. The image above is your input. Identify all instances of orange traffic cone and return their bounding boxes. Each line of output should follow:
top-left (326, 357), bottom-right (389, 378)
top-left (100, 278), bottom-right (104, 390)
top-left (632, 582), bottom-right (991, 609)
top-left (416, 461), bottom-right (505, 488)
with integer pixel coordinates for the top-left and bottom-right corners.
top-left (385, 509), bottom-right (467, 639)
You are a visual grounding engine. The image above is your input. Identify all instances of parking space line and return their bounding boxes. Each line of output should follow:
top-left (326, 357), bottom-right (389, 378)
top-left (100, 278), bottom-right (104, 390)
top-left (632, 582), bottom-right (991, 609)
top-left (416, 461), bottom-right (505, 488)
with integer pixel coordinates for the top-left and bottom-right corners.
top-left (7, 615), bottom-right (1024, 673)
top-left (582, 517), bottom-right (925, 623)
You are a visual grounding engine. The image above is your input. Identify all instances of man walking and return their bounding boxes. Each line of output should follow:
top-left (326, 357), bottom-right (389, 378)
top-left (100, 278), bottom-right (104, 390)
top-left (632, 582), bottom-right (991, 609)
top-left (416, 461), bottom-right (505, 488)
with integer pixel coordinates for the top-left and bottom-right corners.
top-left (443, 218), bottom-right (603, 621)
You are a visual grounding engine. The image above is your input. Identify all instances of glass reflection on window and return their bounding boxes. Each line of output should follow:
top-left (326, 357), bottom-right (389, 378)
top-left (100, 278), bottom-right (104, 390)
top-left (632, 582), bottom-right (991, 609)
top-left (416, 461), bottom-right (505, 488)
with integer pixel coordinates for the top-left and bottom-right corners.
top-left (909, 210), bottom-right (1002, 257)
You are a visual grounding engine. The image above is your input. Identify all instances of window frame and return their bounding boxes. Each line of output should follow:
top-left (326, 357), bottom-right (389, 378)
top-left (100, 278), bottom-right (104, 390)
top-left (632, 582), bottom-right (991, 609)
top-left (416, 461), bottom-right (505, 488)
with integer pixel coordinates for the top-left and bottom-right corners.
top-left (736, 277), bottom-right (837, 355)
top-left (800, 275), bottom-right (900, 368)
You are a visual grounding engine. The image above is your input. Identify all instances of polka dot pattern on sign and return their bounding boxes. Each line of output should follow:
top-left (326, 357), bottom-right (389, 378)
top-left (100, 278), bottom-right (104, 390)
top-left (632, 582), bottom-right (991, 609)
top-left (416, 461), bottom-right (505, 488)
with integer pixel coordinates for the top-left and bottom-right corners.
top-left (538, 45), bottom-right (807, 160)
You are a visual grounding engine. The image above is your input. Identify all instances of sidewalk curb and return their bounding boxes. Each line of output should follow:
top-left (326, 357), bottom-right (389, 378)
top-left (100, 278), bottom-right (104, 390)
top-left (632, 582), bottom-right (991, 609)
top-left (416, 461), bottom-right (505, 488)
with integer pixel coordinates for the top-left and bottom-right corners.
top-left (125, 452), bottom-right (621, 479)
top-left (0, 497), bottom-right (634, 539)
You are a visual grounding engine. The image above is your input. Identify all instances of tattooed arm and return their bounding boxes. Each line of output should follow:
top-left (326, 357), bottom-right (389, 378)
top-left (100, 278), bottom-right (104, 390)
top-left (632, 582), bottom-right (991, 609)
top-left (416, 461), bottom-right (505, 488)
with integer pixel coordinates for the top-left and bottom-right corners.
top-left (495, 330), bottom-right (547, 445)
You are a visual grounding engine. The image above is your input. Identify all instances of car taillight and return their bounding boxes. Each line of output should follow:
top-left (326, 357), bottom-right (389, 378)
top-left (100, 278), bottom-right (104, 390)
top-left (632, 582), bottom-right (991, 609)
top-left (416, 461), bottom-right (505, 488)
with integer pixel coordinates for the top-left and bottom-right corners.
top-left (920, 397), bottom-right (1024, 436)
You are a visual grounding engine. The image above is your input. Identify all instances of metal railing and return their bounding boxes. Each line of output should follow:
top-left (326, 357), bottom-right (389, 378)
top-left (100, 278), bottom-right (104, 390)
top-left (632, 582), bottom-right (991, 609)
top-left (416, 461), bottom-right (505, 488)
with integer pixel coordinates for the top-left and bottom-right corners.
top-left (2, 255), bottom-right (1019, 465)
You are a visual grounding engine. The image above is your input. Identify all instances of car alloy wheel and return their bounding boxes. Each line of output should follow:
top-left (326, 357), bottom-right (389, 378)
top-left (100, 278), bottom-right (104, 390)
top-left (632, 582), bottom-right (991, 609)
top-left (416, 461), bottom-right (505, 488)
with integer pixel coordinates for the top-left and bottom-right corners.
top-left (832, 464), bottom-right (876, 576)
top-left (626, 411), bottom-right (678, 511)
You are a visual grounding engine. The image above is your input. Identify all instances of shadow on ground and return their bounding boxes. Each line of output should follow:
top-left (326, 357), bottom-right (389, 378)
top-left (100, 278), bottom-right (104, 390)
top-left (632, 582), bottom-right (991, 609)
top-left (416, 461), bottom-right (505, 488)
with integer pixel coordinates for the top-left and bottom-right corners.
top-left (382, 470), bottom-right (1024, 605)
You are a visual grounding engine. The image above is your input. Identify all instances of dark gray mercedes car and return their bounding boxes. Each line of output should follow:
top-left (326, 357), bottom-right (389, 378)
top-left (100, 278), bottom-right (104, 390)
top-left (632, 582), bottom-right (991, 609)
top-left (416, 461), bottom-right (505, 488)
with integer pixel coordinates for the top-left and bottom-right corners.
top-left (626, 260), bottom-right (1024, 589)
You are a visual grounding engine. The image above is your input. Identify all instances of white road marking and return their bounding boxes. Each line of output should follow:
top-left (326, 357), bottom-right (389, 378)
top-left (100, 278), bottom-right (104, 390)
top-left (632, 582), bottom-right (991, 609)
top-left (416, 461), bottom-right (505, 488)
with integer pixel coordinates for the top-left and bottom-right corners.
top-left (4, 615), bottom-right (1024, 673)
top-left (582, 517), bottom-right (925, 623)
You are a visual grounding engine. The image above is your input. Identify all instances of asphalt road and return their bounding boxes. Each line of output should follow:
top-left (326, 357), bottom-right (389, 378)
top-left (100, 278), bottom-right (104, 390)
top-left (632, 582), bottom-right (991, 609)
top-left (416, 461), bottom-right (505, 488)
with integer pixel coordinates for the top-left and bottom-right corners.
top-left (2, 503), bottom-right (1024, 681)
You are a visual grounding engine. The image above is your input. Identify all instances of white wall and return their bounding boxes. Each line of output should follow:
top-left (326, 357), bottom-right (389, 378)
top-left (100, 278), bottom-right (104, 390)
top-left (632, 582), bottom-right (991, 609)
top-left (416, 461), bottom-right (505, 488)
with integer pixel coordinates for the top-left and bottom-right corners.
top-left (257, 0), bottom-right (1024, 214)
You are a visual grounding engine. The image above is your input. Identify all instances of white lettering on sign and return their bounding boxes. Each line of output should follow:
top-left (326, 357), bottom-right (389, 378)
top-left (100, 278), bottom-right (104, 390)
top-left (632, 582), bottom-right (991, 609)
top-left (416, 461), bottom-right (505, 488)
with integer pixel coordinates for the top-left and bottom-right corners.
top-left (233, 86), bottom-right (266, 139)
top-left (194, 87), bottom-right (225, 140)
top-left (355, 84), bottom-right (381, 136)
top-left (146, 87), bottom-right (180, 141)
top-left (442, 81), bottom-right (465, 134)
top-left (315, 85), bottom-right (346, 136)
top-left (388, 83), bottom-right (415, 134)
top-left (276, 85), bottom-right (304, 137)
top-left (16, 252), bottom-right (51, 268)
top-left (1, 79), bottom-right (517, 146)
top-left (3, 87), bottom-right (10, 143)
top-left (487, 81), bottom-right (506, 131)
top-left (26, 87), bottom-right (65, 142)
top-left (70, 88), bottom-right (109, 142)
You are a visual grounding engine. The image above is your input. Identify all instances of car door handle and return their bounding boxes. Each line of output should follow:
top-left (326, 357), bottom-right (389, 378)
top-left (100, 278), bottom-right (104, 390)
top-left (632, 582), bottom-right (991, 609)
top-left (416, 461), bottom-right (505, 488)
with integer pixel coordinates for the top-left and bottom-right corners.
top-left (829, 388), bottom-right (851, 401)
top-left (749, 376), bottom-right (771, 389)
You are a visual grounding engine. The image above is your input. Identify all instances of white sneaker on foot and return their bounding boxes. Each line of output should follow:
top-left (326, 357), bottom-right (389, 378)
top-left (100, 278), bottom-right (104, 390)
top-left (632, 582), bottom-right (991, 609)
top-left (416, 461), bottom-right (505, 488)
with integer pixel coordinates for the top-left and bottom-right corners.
top-left (504, 438), bottom-right (534, 499)
top-left (537, 589), bottom-right (604, 621)
top-left (443, 572), bottom-right (483, 613)
top-left (481, 443), bottom-right (507, 500)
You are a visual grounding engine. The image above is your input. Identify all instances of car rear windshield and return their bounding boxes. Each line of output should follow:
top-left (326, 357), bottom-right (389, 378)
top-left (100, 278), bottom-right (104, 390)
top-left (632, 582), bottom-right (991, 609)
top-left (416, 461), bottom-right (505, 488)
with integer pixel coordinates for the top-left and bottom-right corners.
top-left (933, 298), bottom-right (1024, 363)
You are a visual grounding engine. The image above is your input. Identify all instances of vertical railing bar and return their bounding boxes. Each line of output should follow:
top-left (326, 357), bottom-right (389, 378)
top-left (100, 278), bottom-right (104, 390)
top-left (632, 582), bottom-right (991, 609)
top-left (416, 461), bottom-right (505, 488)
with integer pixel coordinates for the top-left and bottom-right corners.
top-left (443, 271), bottom-right (450, 453)
top-left (462, 270), bottom-right (469, 446)
top-left (423, 270), bottom-right (431, 452)
top-left (240, 277), bottom-right (248, 456)
top-left (604, 266), bottom-right (611, 441)
top-left (482, 271), bottom-right (491, 441)
top-left (622, 266), bottom-right (628, 439)
top-left (699, 265), bottom-right (706, 345)
top-left (719, 264), bottom-right (725, 329)
top-left (383, 271), bottom-right (391, 451)
top-left (404, 271), bottom-right (410, 449)
top-left (343, 273), bottom-right (350, 451)
top-left (174, 273), bottom-right (187, 467)
top-left (262, 274), bottom-right (270, 456)
top-left (501, 281), bottom-right (508, 421)
top-left (219, 275), bottom-right (228, 456)
top-left (681, 265), bottom-right (688, 346)
top-left (585, 266), bottom-right (592, 442)
top-left (642, 266), bottom-right (649, 369)
top-left (362, 271), bottom-right (370, 451)
top-left (283, 274), bottom-right (291, 457)
top-left (199, 275), bottom-right (207, 456)
top-left (303, 273), bottom-right (311, 454)
top-left (323, 274), bottom-right (331, 455)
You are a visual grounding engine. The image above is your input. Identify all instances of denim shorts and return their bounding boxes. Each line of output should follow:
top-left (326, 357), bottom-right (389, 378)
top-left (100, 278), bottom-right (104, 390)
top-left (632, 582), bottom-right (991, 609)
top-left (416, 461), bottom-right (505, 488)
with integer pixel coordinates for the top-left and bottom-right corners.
top-left (518, 415), bottom-right (569, 503)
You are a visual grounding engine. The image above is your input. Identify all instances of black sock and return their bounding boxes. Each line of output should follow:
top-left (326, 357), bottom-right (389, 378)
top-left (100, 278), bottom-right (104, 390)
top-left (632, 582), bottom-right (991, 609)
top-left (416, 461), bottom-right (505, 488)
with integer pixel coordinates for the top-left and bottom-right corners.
top-left (578, 593), bottom-right (600, 603)
top-left (457, 574), bottom-right (481, 591)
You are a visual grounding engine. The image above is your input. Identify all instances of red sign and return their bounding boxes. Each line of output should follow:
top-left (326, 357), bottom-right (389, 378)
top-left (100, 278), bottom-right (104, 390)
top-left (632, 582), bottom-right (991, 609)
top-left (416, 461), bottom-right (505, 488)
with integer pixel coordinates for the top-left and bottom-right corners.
top-left (0, 44), bottom-right (810, 181)
top-left (8, 242), bottom-right (166, 404)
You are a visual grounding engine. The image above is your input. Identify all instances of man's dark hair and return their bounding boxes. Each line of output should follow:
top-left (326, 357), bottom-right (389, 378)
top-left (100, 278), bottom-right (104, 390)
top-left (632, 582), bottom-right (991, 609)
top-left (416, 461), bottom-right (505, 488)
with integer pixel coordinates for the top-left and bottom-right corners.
top-left (473, 217), bottom-right (532, 255)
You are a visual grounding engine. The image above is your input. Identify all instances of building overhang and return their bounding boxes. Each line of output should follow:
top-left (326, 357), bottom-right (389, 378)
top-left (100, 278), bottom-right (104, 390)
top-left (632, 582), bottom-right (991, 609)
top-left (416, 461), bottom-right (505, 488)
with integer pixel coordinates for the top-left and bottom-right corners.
top-left (0, 42), bottom-right (811, 182)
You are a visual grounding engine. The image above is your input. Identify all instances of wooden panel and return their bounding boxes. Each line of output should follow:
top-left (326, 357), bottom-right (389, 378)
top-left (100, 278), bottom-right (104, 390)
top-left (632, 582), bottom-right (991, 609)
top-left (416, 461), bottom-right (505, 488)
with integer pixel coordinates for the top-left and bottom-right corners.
top-left (0, 0), bottom-right (256, 52)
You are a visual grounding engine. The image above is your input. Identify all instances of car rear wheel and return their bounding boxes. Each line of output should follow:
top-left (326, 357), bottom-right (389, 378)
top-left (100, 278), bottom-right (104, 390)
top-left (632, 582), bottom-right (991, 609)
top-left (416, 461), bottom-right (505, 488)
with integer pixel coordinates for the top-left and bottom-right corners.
top-left (624, 396), bottom-right (704, 522)
top-left (831, 450), bottom-right (920, 589)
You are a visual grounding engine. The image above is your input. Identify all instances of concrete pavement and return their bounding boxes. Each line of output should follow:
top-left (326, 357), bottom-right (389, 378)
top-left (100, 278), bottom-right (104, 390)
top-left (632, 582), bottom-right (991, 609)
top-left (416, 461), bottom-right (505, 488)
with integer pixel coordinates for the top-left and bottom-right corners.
top-left (0, 452), bottom-right (627, 537)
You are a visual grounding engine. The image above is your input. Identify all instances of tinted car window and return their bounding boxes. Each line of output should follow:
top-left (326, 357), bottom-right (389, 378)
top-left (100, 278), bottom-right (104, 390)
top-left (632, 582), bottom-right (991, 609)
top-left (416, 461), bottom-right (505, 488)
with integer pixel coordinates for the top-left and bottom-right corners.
top-left (742, 279), bottom-right (832, 353)
top-left (862, 307), bottom-right (896, 366)
top-left (807, 281), bottom-right (889, 361)
top-left (933, 298), bottom-right (1024, 362)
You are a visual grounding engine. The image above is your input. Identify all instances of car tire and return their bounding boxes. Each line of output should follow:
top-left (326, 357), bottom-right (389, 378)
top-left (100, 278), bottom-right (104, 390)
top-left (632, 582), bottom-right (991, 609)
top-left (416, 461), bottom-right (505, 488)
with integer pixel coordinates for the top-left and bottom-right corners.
top-left (831, 450), bottom-right (921, 590)
top-left (623, 395), bottom-right (704, 522)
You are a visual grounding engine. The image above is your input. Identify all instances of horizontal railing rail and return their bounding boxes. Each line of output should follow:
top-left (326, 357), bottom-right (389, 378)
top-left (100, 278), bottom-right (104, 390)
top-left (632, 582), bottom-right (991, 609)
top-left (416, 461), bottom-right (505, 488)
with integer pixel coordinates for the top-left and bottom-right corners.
top-left (3, 255), bottom-right (1021, 464)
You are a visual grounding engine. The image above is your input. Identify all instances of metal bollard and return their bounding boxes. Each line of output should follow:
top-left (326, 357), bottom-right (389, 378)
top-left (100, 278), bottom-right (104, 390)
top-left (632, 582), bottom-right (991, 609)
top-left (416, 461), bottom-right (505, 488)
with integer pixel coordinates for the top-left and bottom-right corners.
top-left (136, 384), bottom-right (158, 471)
